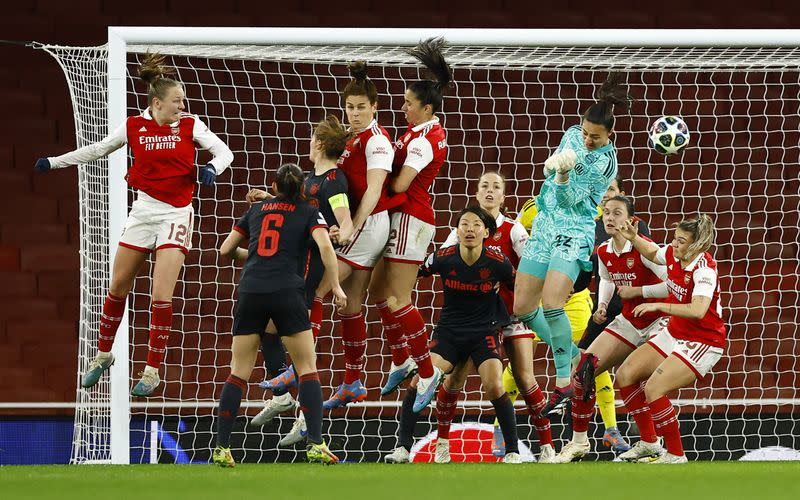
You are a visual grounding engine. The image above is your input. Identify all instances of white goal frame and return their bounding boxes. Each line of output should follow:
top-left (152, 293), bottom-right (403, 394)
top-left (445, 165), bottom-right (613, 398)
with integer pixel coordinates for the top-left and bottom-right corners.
top-left (92, 27), bottom-right (800, 464)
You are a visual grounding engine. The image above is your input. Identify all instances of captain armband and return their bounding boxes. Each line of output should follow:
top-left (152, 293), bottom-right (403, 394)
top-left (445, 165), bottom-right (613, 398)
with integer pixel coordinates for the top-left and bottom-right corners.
top-left (328, 193), bottom-right (350, 211)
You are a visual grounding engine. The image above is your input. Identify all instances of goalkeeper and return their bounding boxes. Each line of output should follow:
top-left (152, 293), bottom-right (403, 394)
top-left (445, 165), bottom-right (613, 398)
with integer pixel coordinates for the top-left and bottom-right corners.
top-left (512, 72), bottom-right (633, 417)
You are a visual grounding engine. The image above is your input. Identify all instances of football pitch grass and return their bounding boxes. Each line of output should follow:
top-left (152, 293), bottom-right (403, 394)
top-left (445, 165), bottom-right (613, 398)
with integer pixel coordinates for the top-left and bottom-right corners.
top-left (2, 462), bottom-right (800, 500)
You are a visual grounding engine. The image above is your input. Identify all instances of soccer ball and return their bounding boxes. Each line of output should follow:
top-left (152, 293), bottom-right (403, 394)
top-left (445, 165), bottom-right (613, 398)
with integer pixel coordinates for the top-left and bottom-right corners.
top-left (648, 115), bottom-right (690, 155)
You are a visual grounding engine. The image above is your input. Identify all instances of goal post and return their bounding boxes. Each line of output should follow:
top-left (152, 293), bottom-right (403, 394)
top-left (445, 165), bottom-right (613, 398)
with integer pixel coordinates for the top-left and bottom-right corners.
top-left (37, 27), bottom-right (800, 465)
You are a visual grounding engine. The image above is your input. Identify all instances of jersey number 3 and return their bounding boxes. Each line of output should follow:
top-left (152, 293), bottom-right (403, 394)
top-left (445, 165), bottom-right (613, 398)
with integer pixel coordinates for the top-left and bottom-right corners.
top-left (257, 214), bottom-right (285, 257)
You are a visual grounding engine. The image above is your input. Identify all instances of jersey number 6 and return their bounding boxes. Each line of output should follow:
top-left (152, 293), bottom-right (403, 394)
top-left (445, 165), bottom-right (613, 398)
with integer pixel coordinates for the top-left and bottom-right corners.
top-left (257, 214), bottom-right (285, 257)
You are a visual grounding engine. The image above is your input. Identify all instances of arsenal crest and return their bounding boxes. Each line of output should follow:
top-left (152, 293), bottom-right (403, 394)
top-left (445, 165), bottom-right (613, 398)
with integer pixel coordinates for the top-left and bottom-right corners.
top-left (684, 274), bottom-right (692, 284)
top-left (479, 268), bottom-right (491, 280)
top-left (170, 127), bottom-right (180, 135)
top-left (626, 258), bottom-right (635, 269)
top-left (309, 184), bottom-right (320, 196)
top-left (493, 232), bottom-right (502, 241)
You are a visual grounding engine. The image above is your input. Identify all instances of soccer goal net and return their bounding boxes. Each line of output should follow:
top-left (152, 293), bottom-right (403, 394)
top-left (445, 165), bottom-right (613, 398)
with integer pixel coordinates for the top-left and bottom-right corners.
top-left (39, 28), bottom-right (799, 464)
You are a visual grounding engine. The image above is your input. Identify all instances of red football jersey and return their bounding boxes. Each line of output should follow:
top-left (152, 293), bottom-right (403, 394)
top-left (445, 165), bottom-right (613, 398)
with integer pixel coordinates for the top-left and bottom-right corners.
top-left (443, 213), bottom-right (527, 315)
top-left (336, 120), bottom-right (395, 215)
top-left (597, 237), bottom-right (666, 329)
top-left (48, 108), bottom-right (232, 209)
top-left (660, 245), bottom-right (726, 348)
top-left (125, 112), bottom-right (199, 207)
top-left (392, 118), bottom-right (448, 225)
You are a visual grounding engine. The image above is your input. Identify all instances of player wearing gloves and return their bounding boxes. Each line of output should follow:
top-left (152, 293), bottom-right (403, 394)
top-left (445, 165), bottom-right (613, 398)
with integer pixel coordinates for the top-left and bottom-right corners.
top-left (513, 73), bottom-right (633, 414)
top-left (35, 53), bottom-right (232, 397)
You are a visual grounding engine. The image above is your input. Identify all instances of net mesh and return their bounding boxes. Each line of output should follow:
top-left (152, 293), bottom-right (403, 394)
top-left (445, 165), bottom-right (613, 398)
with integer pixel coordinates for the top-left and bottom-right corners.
top-left (41, 42), bottom-right (800, 464)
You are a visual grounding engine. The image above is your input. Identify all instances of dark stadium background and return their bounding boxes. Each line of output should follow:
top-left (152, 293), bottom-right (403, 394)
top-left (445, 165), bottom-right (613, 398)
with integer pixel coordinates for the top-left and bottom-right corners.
top-left (0, 0), bottom-right (798, 464)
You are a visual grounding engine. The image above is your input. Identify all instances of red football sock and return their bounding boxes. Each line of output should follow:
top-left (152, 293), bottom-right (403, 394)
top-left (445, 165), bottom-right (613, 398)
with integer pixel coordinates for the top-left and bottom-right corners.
top-left (523, 384), bottom-right (553, 445)
top-left (620, 382), bottom-right (658, 443)
top-left (375, 300), bottom-right (409, 366)
top-left (146, 300), bottom-right (172, 369)
top-left (649, 395), bottom-right (684, 456)
top-left (339, 312), bottom-right (366, 384)
top-left (98, 292), bottom-right (126, 353)
top-left (310, 297), bottom-right (323, 339)
top-left (570, 374), bottom-right (596, 434)
top-left (394, 304), bottom-right (432, 378)
top-left (436, 385), bottom-right (461, 440)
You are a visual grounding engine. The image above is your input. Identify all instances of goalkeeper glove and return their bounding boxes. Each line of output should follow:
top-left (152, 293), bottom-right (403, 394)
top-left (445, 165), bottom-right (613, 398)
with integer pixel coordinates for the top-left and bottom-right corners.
top-left (199, 163), bottom-right (217, 186)
top-left (543, 149), bottom-right (577, 177)
top-left (555, 148), bottom-right (577, 174)
top-left (35, 158), bottom-right (52, 172)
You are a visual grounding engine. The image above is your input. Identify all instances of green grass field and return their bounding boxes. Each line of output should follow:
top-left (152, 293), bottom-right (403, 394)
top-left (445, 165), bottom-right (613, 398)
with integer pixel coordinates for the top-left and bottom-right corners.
top-left (2, 462), bottom-right (800, 500)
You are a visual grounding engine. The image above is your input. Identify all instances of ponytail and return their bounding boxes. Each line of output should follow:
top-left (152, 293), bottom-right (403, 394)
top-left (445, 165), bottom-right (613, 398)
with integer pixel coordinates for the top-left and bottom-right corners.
top-left (583, 72), bottom-right (633, 132)
top-left (275, 163), bottom-right (306, 201)
top-left (138, 52), bottom-right (181, 103)
top-left (406, 37), bottom-right (453, 113)
top-left (342, 60), bottom-right (378, 105)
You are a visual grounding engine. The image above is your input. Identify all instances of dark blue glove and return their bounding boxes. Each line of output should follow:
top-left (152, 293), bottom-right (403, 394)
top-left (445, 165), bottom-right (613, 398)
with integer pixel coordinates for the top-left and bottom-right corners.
top-left (35, 158), bottom-right (51, 172)
top-left (199, 163), bottom-right (217, 186)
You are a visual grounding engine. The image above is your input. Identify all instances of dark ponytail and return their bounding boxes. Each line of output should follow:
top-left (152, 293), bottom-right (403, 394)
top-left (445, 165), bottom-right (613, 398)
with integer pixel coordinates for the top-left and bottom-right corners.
top-left (406, 37), bottom-right (453, 113)
top-left (342, 60), bottom-right (378, 105)
top-left (583, 72), bottom-right (633, 132)
top-left (275, 163), bottom-right (306, 201)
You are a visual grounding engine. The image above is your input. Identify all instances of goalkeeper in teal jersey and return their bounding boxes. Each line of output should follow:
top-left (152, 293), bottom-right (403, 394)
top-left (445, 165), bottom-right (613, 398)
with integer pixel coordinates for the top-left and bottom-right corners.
top-left (514, 73), bottom-right (633, 415)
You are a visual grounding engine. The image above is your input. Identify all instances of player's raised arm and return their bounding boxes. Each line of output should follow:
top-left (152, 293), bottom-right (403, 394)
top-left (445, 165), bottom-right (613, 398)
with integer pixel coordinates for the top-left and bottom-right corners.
top-left (619, 219), bottom-right (660, 263)
top-left (36, 122), bottom-right (127, 172)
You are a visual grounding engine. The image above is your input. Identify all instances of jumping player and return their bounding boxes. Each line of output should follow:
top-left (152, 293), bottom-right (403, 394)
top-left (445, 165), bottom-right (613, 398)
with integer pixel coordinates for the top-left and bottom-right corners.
top-left (318, 61), bottom-right (399, 410)
top-left (371, 37), bottom-right (453, 413)
top-left (35, 53), bottom-right (233, 396)
top-left (513, 73), bottom-right (633, 413)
